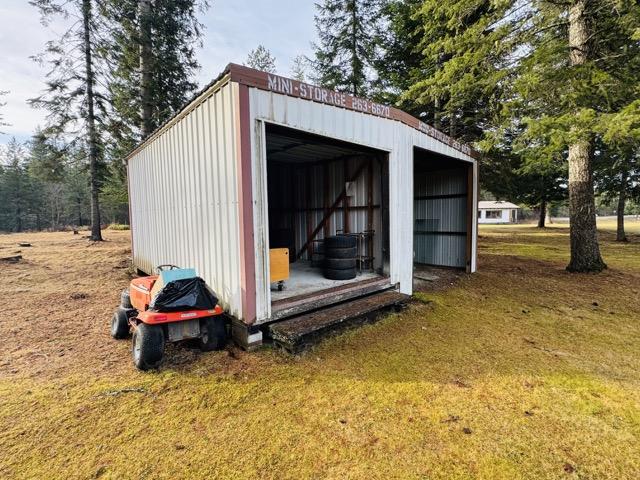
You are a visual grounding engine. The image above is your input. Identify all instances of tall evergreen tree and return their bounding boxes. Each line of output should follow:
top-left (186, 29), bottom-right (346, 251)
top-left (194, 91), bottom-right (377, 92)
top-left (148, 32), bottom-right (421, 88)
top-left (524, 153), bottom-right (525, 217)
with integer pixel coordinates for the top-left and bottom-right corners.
top-left (0, 139), bottom-right (39, 232)
top-left (594, 145), bottom-right (640, 242)
top-left (245, 45), bottom-right (277, 73)
top-left (504, 1), bottom-right (640, 271)
top-left (291, 55), bottom-right (307, 81)
top-left (397, 0), bottom-right (640, 271)
top-left (100, 0), bottom-right (207, 228)
top-left (311, 0), bottom-right (382, 96)
top-left (29, 0), bottom-right (107, 241)
top-left (373, 0), bottom-right (424, 114)
top-left (28, 128), bottom-right (65, 183)
top-left (402, 0), bottom-right (512, 140)
top-left (104, 0), bottom-right (207, 147)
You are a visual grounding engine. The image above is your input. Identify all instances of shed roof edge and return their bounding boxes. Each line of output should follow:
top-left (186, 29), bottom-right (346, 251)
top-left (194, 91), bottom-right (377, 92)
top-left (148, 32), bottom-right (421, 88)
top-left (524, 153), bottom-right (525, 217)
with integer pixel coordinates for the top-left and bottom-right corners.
top-left (126, 63), bottom-right (480, 162)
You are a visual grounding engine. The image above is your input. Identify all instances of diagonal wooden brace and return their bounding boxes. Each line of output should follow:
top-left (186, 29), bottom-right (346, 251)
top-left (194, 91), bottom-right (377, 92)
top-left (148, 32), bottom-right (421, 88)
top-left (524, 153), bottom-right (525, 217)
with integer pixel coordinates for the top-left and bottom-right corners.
top-left (295, 159), bottom-right (368, 260)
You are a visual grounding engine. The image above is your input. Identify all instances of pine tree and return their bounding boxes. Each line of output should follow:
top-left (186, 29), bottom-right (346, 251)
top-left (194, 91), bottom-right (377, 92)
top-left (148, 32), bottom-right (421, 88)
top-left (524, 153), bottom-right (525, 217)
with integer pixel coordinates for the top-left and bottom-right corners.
top-left (245, 45), bottom-right (277, 73)
top-left (100, 0), bottom-right (207, 228)
top-left (104, 0), bottom-right (207, 143)
top-left (594, 145), bottom-right (640, 242)
top-left (482, 130), bottom-right (568, 228)
top-left (28, 129), bottom-right (65, 183)
top-left (403, 0), bottom-right (512, 140)
top-left (101, 0), bottom-right (208, 154)
top-left (291, 55), bottom-right (307, 81)
top-left (311, 0), bottom-right (382, 96)
top-left (29, 0), bottom-right (107, 241)
top-left (398, 0), bottom-right (640, 271)
top-left (372, 0), bottom-right (424, 114)
top-left (0, 139), bottom-right (37, 232)
top-left (505, 1), bottom-right (639, 271)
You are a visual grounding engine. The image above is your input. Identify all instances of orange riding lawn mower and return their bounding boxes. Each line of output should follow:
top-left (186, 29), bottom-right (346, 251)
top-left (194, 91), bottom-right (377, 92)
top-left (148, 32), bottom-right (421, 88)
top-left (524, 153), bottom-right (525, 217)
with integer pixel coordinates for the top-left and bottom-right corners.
top-left (111, 265), bottom-right (227, 370)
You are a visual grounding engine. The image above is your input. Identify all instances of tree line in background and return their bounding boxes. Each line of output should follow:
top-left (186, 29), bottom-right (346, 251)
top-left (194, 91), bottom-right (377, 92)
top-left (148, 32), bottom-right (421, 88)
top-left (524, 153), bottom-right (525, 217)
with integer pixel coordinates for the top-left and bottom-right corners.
top-left (0, 0), bottom-right (207, 239)
top-left (1, 0), bottom-right (639, 272)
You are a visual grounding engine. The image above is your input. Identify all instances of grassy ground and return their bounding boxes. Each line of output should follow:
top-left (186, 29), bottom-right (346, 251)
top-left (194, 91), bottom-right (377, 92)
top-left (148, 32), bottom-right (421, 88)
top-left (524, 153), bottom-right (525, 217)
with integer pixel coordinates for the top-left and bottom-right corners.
top-left (1, 221), bottom-right (639, 479)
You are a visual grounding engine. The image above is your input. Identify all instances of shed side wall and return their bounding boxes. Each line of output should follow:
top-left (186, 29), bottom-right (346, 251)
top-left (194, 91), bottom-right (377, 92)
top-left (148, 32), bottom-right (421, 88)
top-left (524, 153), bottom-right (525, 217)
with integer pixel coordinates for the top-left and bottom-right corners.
top-left (414, 168), bottom-right (468, 267)
top-left (128, 81), bottom-right (245, 319)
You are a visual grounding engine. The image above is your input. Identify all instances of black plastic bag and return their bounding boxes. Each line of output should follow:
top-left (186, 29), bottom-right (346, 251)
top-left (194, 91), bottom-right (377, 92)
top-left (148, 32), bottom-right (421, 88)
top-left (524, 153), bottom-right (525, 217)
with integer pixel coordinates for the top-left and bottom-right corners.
top-left (150, 277), bottom-right (219, 312)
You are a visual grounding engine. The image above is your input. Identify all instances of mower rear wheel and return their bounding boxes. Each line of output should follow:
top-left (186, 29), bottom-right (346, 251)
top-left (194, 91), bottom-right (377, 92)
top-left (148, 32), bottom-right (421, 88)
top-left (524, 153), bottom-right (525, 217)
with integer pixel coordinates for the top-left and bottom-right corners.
top-left (111, 307), bottom-right (131, 339)
top-left (132, 323), bottom-right (165, 370)
top-left (198, 317), bottom-right (227, 352)
top-left (120, 288), bottom-right (133, 309)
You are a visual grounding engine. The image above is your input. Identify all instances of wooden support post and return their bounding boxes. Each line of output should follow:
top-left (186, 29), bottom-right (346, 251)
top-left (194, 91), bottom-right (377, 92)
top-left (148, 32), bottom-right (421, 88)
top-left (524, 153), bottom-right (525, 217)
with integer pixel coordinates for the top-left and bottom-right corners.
top-left (467, 165), bottom-right (474, 271)
top-left (323, 162), bottom-right (330, 238)
top-left (306, 165), bottom-right (313, 259)
top-left (343, 160), bottom-right (350, 234)
top-left (367, 157), bottom-right (374, 268)
top-left (291, 167), bottom-right (297, 257)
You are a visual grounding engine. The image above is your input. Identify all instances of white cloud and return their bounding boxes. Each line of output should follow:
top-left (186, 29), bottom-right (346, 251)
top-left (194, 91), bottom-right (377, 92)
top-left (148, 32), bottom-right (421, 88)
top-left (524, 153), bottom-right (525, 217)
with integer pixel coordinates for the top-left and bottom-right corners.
top-left (0, 0), bottom-right (318, 146)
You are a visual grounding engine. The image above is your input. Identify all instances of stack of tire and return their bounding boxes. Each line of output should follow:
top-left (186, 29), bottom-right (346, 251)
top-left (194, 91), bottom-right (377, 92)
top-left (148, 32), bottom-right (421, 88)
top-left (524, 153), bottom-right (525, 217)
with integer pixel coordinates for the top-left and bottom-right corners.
top-left (324, 234), bottom-right (357, 280)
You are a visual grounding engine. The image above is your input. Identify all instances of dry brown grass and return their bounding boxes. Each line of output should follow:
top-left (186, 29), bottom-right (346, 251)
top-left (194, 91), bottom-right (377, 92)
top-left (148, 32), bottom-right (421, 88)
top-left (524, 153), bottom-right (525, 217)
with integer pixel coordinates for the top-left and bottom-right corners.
top-left (1, 224), bottom-right (639, 479)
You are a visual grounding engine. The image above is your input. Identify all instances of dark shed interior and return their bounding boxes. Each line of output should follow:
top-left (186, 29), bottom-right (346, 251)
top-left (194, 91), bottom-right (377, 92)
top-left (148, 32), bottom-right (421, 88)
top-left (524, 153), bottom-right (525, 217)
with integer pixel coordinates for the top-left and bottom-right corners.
top-left (265, 124), bottom-right (390, 301)
top-left (413, 147), bottom-right (472, 269)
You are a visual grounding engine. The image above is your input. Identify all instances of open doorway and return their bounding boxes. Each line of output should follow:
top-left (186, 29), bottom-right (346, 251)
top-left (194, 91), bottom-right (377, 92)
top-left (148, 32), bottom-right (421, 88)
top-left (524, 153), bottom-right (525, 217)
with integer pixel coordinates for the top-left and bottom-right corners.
top-left (265, 124), bottom-right (390, 310)
top-left (413, 147), bottom-right (473, 271)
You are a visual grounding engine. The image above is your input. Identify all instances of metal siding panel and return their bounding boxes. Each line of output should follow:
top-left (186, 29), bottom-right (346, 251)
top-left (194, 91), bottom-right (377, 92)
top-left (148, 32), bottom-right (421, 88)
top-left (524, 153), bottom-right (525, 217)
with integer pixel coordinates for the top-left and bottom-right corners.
top-left (413, 168), bottom-right (467, 267)
top-left (127, 82), bottom-right (244, 319)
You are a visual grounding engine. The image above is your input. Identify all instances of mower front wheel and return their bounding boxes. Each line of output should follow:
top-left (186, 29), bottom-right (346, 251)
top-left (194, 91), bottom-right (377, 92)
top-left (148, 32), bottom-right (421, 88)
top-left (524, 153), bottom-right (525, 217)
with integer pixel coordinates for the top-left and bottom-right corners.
top-left (111, 307), bottom-right (131, 339)
top-left (132, 323), bottom-right (165, 370)
top-left (198, 317), bottom-right (227, 352)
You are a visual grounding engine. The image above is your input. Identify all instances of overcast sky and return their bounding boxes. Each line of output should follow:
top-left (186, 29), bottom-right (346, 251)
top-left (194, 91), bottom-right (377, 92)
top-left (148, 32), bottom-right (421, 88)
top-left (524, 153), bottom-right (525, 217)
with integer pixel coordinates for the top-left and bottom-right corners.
top-left (0, 0), bottom-right (317, 146)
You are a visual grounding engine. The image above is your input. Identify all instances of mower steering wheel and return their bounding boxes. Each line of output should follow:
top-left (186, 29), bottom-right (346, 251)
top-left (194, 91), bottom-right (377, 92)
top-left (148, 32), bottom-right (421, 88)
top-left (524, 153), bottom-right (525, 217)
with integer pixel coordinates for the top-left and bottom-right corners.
top-left (156, 264), bottom-right (180, 273)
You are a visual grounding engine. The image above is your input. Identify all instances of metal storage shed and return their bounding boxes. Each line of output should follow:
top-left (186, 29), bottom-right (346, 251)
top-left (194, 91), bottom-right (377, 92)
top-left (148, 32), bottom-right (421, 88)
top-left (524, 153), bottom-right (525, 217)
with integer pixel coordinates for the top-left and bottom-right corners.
top-left (126, 64), bottom-right (479, 348)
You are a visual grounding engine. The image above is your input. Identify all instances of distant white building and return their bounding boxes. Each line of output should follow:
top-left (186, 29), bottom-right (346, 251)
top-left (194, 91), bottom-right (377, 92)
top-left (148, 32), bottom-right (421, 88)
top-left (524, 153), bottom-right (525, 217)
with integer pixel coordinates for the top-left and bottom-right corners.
top-left (478, 201), bottom-right (519, 224)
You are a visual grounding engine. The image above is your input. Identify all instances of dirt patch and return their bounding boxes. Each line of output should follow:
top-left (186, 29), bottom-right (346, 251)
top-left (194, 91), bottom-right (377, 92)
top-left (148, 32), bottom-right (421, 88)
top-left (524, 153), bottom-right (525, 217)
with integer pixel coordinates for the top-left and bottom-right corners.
top-left (0, 231), bottom-right (136, 381)
top-left (413, 265), bottom-right (467, 292)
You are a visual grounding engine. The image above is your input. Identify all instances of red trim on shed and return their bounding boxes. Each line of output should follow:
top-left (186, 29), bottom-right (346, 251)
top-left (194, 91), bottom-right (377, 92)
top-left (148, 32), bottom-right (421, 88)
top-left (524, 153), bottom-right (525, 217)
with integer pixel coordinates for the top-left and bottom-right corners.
top-left (126, 161), bottom-right (134, 263)
top-left (235, 83), bottom-right (257, 324)
top-left (226, 63), bottom-right (479, 160)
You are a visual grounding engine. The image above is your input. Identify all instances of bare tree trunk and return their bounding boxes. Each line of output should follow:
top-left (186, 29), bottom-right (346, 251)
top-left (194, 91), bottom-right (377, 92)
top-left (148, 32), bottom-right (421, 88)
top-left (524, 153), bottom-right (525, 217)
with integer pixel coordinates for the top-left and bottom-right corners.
top-left (616, 171), bottom-right (627, 242)
top-left (83, 0), bottom-right (103, 241)
top-left (566, 0), bottom-right (605, 272)
top-left (15, 176), bottom-right (22, 232)
top-left (140, 0), bottom-right (153, 137)
top-left (15, 206), bottom-right (22, 232)
top-left (449, 109), bottom-right (456, 138)
top-left (350, 0), bottom-right (358, 96)
top-left (537, 200), bottom-right (546, 228)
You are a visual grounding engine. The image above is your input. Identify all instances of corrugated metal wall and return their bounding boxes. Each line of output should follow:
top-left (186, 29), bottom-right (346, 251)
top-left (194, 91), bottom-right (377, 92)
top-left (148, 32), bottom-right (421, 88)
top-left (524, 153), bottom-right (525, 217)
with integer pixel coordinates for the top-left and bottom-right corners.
top-left (413, 168), bottom-right (467, 267)
top-left (267, 157), bottom-right (383, 268)
top-left (127, 81), bottom-right (245, 319)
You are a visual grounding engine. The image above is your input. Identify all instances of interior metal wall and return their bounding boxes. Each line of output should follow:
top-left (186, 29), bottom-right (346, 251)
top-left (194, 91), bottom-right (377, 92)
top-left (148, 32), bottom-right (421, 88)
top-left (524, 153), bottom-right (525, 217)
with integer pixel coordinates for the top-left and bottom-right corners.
top-left (413, 168), bottom-right (468, 268)
top-left (267, 156), bottom-right (383, 270)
